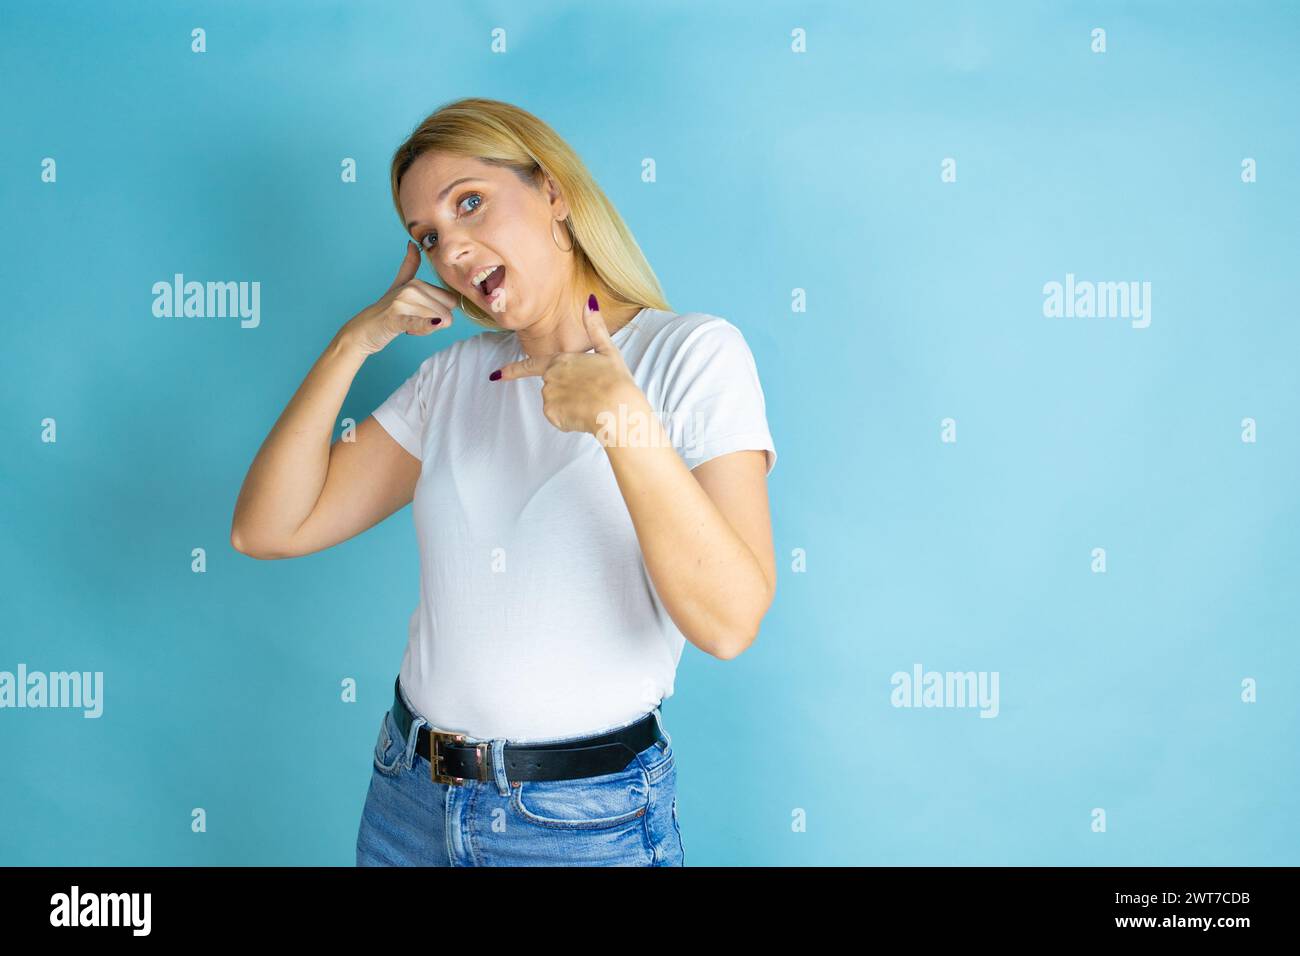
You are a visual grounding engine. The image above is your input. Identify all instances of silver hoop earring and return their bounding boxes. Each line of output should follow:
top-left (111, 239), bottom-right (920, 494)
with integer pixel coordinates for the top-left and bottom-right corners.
top-left (551, 217), bottom-right (574, 253)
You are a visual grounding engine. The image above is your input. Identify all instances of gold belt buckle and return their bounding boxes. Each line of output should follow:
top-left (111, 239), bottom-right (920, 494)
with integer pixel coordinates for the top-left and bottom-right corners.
top-left (429, 728), bottom-right (480, 786)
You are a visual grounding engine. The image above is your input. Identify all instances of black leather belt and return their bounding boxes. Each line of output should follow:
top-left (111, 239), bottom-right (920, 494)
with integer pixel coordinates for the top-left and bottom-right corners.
top-left (391, 676), bottom-right (665, 786)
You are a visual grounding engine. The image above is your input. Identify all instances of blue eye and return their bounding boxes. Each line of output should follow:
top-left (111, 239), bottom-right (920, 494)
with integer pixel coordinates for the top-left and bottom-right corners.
top-left (418, 193), bottom-right (484, 250)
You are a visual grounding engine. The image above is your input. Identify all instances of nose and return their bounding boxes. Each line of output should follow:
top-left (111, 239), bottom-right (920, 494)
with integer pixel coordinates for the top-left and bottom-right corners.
top-left (440, 245), bottom-right (477, 284)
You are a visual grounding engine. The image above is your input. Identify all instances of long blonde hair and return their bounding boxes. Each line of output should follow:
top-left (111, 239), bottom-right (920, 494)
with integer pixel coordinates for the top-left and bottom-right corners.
top-left (390, 97), bottom-right (672, 333)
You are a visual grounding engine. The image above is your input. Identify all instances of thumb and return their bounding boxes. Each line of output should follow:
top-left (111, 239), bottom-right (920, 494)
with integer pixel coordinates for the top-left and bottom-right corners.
top-left (388, 241), bottom-right (421, 293)
top-left (583, 294), bottom-right (618, 355)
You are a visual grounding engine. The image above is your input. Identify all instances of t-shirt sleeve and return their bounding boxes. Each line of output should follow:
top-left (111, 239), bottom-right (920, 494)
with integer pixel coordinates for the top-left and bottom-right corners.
top-left (370, 356), bottom-right (433, 460)
top-left (659, 318), bottom-right (777, 476)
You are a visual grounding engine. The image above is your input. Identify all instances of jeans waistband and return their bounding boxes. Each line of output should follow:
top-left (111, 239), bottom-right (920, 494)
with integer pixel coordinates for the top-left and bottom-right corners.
top-left (391, 675), bottom-right (673, 794)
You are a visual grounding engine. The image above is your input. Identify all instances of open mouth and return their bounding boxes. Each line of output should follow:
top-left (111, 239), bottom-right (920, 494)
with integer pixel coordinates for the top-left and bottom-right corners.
top-left (476, 264), bottom-right (507, 301)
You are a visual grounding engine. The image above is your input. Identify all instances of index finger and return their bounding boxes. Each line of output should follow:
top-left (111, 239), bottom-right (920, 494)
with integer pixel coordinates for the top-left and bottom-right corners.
top-left (490, 352), bottom-right (555, 382)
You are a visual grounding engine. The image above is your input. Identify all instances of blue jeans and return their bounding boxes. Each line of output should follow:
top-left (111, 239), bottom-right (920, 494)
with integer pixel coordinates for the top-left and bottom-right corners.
top-left (355, 684), bottom-right (685, 866)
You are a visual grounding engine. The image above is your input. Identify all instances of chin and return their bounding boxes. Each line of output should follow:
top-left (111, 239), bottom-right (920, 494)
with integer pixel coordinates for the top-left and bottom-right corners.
top-left (485, 297), bottom-right (519, 326)
top-left (487, 306), bottom-right (515, 328)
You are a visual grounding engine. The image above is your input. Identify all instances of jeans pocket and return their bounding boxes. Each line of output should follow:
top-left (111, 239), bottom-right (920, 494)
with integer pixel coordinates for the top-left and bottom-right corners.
top-left (642, 740), bottom-right (674, 781)
top-left (372, 710), bottom-right (404, 777)
top-left (511, 758), bottom-right (651, 831)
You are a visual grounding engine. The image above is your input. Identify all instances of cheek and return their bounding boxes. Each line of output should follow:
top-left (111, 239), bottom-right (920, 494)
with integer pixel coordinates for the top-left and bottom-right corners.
top-left (488, 204), bottom-right (566, 296)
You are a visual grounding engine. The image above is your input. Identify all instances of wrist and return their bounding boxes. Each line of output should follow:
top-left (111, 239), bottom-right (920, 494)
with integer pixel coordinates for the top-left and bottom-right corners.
top-left (611, 380), bottom-right (651, 417)
top-left (594, 383), bottom-right (660, 447)
top-left (328, 323), bottom-right (371, 365)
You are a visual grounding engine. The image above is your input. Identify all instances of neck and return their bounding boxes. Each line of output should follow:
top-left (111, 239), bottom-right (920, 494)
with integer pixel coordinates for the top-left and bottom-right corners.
top-left (514, 274), bottom-right (640, 358)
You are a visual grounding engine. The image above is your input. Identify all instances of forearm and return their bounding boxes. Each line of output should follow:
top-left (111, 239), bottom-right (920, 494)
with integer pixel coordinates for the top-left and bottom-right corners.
top-left (231, 326), bottom-right (368, 552)
top-left (601, 391), bottom-right (771, 658)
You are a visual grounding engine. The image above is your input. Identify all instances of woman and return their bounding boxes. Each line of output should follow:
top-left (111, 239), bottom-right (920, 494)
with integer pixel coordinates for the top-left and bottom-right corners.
top-left (230, 97), bottom-right (777, 866)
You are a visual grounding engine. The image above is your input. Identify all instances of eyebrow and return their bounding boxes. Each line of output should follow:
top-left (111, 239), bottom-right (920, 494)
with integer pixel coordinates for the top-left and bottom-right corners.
top-left (405, 177), bottom-right (486, 231)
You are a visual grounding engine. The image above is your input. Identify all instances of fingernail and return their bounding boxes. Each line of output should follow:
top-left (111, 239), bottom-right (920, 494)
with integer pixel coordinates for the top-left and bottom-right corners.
top-left (588, 293), bottom-right (599, 311)
top-left (431, 317), bottom-right (441, 325)
top-left (489, 369), bottom-right (502, 381)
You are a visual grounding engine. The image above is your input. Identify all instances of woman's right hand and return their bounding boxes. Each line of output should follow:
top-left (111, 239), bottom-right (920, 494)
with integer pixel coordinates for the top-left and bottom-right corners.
top-left (343, 241), bottom-right (458, 356)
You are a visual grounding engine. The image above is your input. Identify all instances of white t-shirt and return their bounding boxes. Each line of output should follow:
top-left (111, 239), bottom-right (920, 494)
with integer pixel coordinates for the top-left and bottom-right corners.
top-left (370, 307), bottom-right (777, 742)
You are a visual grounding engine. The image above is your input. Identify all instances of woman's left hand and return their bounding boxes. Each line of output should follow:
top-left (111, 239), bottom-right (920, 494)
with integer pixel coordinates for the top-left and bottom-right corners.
top-left (489, 295), bottom-right (647, 437)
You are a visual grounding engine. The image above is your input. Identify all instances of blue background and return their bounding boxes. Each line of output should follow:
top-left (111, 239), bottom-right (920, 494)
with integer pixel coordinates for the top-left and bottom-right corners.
top-left (2, 0), bottom-right (1297, 865)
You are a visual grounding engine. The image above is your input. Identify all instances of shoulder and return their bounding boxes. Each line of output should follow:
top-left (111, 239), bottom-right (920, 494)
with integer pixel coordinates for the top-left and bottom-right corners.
top-left (635, 309), bottom-right (761, 374)
top-left (638, 308), bottom-right (736, 340)
top-left (635, 309), bottom-right (755, 358)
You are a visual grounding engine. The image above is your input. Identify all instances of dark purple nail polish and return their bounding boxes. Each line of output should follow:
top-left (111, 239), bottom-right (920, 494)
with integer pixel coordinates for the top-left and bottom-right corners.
top-left (588, 293), bottom-right (599, 311)
top-left (431, 317), bottom-right (441, 325)
top-left (489, 369), bottom-right (502, 381)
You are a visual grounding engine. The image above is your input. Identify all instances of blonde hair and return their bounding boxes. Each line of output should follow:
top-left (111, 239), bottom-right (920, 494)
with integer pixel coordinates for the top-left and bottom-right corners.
top-left (389, 97), bottom-right (672, 333)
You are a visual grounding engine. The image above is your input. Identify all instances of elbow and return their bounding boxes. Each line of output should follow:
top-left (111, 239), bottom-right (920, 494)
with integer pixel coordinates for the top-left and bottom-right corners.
top-left (230, 524), bottom-right (288, 560)
top-left (230, 523), bottom-right (261, 558)
top-left (712, 591), bottom-right (774, 661)
top-left (713, 633), bottom-right (753, 661)
top-left (712, 574), bottom-right (769, 658)
top-left (714, 621), bottom-right (760, 660)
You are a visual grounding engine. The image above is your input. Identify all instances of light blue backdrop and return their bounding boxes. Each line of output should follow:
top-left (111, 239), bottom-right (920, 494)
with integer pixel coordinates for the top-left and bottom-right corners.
top-left (2, 0), bottom-right (1297, 866)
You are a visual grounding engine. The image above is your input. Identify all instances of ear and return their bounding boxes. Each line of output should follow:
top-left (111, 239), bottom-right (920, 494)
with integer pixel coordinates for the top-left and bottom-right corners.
top-left (540, 167), bottom-right (569, 220)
